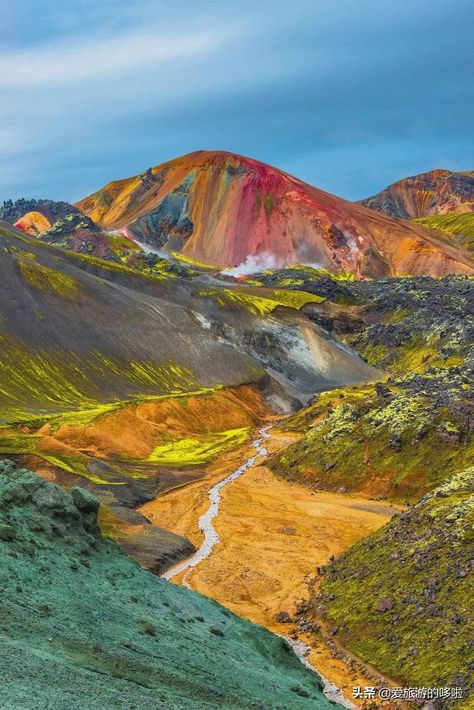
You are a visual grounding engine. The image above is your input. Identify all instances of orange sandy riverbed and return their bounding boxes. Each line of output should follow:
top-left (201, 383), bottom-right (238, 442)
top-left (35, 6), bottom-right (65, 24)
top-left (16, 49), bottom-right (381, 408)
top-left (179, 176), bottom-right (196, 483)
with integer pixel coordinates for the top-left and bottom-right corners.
top-left (140, 428), bottom-right (404, 706)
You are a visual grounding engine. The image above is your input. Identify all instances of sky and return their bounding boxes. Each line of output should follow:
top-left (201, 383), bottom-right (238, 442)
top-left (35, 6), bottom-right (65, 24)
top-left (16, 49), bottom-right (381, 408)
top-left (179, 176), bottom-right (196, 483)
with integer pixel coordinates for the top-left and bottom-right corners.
top-left (0, 0), bottom-right (473, 203)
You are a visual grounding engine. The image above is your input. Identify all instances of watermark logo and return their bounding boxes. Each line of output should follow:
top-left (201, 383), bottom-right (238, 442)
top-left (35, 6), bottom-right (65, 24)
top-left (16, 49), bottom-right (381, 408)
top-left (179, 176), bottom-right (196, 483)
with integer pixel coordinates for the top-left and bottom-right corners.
top-left (352, 686), bottom-right (464, 701)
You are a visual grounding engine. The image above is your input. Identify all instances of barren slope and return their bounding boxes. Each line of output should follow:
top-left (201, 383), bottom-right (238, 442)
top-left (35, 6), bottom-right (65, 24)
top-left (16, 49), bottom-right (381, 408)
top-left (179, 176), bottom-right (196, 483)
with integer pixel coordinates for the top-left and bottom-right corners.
top-left (360, 168), bottom-right (474, 218)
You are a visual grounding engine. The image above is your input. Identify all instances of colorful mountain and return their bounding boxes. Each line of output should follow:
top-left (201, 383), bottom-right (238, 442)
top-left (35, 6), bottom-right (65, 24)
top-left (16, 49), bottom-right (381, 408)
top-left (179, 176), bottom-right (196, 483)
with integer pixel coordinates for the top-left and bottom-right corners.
top-left (13, 210), bottom-right (52, 235)
top-left (76, 151), bottom-right (473, 278)
top-left (360, 168), bottom-right (474, 219)
top-left (0, 219), bottom-right (379, 567)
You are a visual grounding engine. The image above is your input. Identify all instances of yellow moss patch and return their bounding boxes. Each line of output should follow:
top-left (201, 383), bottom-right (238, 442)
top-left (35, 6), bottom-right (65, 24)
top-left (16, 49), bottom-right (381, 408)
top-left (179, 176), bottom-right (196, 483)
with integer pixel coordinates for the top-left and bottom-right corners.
top-left (199, 286), bottom-right (325, 316)
top-left (148, 427), bottom-right (250, 466)
top-left (171, 251), bottom-right (218, 270)
top-left (17, 256), bottom-right (80, 299)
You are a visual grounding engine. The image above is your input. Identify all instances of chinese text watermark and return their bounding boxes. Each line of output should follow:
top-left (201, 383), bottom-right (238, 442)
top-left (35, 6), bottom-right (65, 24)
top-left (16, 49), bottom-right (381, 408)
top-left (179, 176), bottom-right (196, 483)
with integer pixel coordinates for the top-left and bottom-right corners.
top-left (352, 686), bottom-right (464, 701)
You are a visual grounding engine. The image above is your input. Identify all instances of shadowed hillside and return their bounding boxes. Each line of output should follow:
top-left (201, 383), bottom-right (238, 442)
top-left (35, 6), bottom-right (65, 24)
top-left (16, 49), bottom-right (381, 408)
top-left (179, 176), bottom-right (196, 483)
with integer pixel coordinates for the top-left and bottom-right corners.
top-left (0, 220), bottom-right (378, 420)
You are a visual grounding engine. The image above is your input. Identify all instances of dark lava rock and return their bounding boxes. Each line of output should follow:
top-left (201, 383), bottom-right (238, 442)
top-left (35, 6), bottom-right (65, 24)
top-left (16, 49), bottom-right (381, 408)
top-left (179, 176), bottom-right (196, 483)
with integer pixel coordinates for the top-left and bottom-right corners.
top-left (375, 383), bottom-right (391, 398)
top-left (388, 434), bottom-right (402, 452)
top-left (275, 611), bottom-right (292, 624)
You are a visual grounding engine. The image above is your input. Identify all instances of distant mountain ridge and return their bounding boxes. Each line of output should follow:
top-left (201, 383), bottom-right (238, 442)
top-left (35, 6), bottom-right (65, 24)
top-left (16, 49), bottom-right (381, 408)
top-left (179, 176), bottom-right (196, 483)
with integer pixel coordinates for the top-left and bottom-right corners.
top-left (359, 168), bottom-right (474, 219)
top-left (76, 151), bottom-right (473, 278)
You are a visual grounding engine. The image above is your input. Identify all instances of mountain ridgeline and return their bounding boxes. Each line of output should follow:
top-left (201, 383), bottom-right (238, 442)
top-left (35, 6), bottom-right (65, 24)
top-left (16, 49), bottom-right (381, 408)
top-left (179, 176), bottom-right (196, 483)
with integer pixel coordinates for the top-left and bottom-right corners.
top-left (360, 168), bottom-right (474, 219)
top-left (76, 151), bottom-right (473, 277)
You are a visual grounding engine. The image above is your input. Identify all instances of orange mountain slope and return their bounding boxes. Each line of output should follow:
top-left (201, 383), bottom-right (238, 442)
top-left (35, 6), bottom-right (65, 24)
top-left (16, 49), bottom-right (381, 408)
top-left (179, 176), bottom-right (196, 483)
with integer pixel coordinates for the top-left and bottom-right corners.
top-left (360, 168), bottom-right (474, 219)
top-left (76, 151), bottom-right (473, 277)
top-left (14, 211), bottom-right (51, 235)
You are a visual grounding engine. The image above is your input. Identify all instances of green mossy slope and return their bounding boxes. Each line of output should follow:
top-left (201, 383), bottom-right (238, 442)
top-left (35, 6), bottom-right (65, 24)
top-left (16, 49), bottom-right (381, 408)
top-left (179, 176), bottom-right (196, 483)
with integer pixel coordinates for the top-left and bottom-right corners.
top-left (316, 467), bottom-right (474, 708)
top-left (0, 461), bottom-right (338, 710)
top-left (414, 212), bottom-right (474, 256)
top-left (269, 275), bottom-right (474, 501)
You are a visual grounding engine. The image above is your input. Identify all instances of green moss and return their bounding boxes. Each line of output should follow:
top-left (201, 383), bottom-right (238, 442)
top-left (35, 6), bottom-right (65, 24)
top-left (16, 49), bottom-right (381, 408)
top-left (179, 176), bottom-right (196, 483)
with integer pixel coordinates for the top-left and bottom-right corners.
top-left (40, 453), bottom-right (116, 486)
top-left (317, 468), bottom-right (474, 703)
top-left (414, 212), bottom-right (474, 255)
top-left (272, 277), bottom-right (305, 287)
top-left (170, 251), bottom-right (218, 270)
top-left (199, 286), bottom-right (325, 316)
top-left (358, 342), bottom-right (388, 367)
top-left (147, 427), bottom-right (250, 466)
top-left (385, 307), bottom-right (412, 324)
top-left (264, 193), bottom-right (273, 217)
top-left (271, 376), bottom-right (473, 502)
top-left (0, 333), bottom-right (200, 423)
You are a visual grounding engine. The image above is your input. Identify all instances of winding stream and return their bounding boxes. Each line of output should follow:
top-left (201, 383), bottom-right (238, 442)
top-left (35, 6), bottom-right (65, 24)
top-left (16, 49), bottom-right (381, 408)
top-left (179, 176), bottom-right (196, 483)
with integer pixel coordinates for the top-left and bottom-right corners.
top-left (161, 425), bottom-right (355, 709)
top-left (162, 425), bottom-right (272, 582)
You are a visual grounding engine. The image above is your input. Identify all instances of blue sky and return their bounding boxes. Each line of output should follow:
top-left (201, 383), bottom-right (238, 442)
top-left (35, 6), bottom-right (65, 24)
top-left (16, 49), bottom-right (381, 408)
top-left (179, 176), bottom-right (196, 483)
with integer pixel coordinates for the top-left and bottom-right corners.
top-left (0, 0), bottom-right (472, 203)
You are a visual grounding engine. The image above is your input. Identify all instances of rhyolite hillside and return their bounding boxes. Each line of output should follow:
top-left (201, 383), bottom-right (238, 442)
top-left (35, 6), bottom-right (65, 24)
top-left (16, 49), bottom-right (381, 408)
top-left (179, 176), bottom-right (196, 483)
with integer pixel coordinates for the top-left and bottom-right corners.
top-left (0, 220), bottom-right (379, 573)
top-left (0, 461), bottom-right (339, 709)
top-left (76, 151), bottom-right (473, 277)
top-left (360, 168), bottom-right (474, 219)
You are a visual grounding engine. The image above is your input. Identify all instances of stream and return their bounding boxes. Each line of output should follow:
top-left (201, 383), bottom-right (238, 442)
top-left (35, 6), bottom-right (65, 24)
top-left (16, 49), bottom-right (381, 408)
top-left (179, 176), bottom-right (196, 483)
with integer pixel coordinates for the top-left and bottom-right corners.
top-left (162, 425), bottom-right (272, 582)
top-left (161, 425), bottom-right (356, 709)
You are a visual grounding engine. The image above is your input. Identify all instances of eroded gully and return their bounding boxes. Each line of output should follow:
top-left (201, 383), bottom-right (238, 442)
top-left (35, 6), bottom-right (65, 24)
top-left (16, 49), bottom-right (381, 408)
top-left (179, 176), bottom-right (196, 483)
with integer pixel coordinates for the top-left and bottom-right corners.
top-left (161, 425), bottom-right (355, 708)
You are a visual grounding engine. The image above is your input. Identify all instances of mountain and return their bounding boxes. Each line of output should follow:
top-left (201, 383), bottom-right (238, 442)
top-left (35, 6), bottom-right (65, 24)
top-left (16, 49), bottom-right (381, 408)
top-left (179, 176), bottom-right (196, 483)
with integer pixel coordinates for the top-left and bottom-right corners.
top-left (13, 210), bottom-right (52, 235)
top-left (0, 198), bottom-right (85, 227)
top-left (0, 461), bottom-right (338, 709)
top-left (0, 220), bottom-right (378, 569)
top-left (76, 151), bottom-right (473, 278)
top-left (268, 271), bottom-right (473, 501)
top-left (0, 220), bottom-right (377, 419)
top-left (360, 168), bottom-right (474, 219)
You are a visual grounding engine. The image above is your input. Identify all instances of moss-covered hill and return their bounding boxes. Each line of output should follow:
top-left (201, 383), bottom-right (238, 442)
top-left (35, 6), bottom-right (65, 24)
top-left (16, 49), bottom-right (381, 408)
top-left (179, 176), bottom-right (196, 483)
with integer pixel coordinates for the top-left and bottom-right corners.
top-left (268, 273), bottom-right (473, 501)
top-left (314, 467), bottom-right (474, 708)
top-left (0, 221), bottom-right (376, 421)
top-left (0, 460), bottom-right (339, 710)
top-left (414, 212), bottom-right (474, 256)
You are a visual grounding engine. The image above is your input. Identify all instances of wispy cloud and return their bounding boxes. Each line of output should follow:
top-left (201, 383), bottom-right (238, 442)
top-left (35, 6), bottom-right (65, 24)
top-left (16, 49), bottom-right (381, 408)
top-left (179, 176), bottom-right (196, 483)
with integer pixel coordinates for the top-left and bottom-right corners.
top-left (0, 27), bottom-right (228, 88)
top-left (0, 0), bottom-right (472, 203)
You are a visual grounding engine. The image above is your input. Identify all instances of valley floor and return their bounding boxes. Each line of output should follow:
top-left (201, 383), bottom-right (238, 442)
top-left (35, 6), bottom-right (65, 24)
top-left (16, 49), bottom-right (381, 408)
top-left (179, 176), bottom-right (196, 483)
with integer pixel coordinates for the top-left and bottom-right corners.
top-left (141, 428), bottom-right (404, 707)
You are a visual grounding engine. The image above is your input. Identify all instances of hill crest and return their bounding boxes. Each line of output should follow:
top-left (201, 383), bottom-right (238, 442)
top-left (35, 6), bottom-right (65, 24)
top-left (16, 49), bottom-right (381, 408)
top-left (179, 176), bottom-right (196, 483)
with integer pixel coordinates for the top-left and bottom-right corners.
top-left (77, 151), bottom-right (473, 278)
top-left (359, 167), bottom-right (474, 219)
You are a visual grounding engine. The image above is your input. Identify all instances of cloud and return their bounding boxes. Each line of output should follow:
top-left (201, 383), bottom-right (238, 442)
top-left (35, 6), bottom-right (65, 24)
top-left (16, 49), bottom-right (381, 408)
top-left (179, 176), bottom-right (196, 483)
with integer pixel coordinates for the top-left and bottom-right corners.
top-left (0, 0), bottom-right (472, 203)
top-left (0, 27), bottom-right (228, 88)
